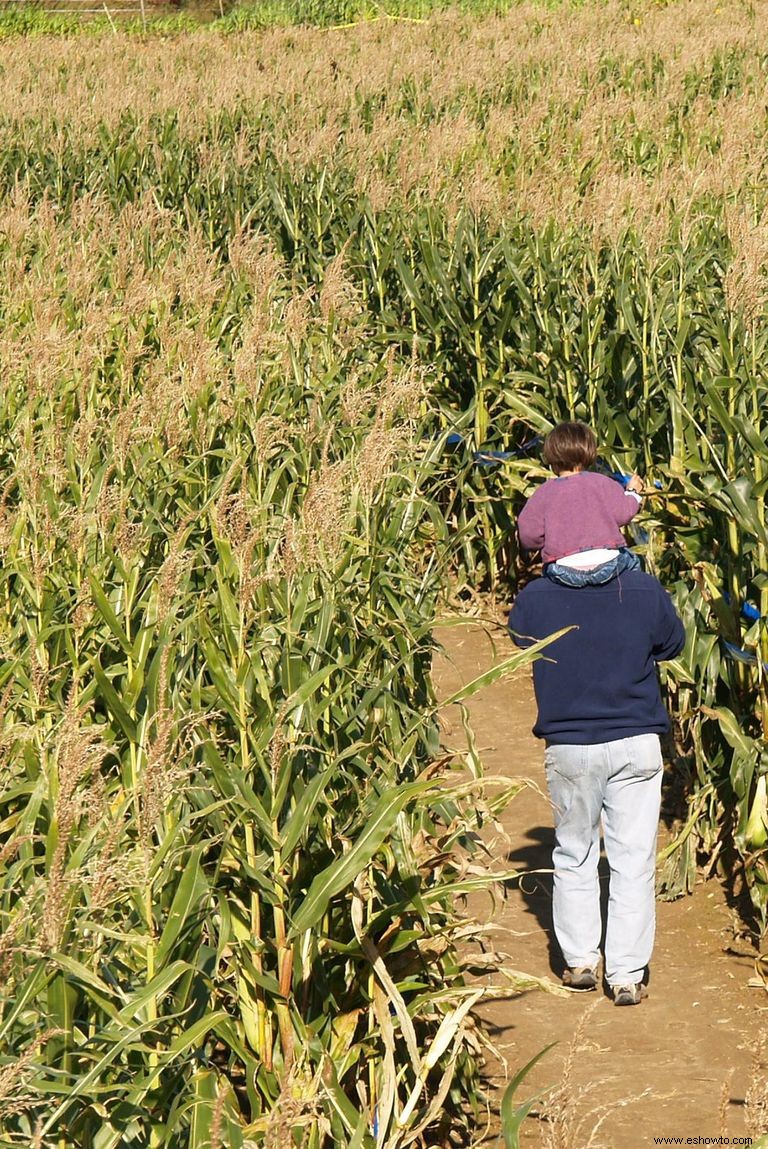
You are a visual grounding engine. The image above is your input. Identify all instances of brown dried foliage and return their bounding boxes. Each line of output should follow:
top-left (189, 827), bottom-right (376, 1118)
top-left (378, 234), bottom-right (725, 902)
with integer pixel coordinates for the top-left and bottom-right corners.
top-left (0, 1030), bottom-right (62, 1122)
top-left (42, 694), bottom-right (109, 952)
top-left (297, 457), bottom-right (352, 568)
top-left (354, 359), bottom-right (424, 503)
top-left (2, 1), bottom-right (768, 237)
top-left (724, 206), bottom-right (768, 335)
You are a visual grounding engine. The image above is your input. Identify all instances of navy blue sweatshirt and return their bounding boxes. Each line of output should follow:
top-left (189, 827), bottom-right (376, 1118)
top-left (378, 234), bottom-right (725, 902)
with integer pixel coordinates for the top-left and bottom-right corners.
top-left (507, 571), bottom-right (685, 745)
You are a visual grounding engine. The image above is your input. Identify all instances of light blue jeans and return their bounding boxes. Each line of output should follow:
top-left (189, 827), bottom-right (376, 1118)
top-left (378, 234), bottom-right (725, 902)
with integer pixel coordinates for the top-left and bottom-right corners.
top-left (544, 734), bottom-right (663, 987)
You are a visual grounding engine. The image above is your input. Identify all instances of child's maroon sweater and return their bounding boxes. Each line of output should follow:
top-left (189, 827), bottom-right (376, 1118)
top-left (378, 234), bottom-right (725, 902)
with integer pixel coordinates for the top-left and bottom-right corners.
top-left (517, 471), bottom-right (639, 563)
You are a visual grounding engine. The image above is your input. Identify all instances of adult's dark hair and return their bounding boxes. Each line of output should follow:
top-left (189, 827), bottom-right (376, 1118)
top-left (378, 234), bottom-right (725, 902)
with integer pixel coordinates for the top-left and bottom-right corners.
top-left (542, 422), bottom-right (597, 474)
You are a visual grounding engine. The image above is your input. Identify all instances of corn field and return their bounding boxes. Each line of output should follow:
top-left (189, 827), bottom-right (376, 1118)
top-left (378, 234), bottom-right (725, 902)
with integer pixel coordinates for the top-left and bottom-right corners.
top-left (0, 194), bottom-right (562, 1144)
top-left (2, 0), bottom-right (768, 1143)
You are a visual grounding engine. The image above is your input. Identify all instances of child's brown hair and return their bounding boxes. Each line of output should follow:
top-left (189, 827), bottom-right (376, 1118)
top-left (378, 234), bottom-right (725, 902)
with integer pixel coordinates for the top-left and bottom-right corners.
top-left (542, 422), bottom-right (597, 475)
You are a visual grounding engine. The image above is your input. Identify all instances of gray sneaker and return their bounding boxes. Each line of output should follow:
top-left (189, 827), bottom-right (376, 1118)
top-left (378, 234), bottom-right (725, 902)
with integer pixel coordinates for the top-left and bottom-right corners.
top-left (612, 983), bottom-right (647, 1006)
top-left (562, 966), bottom-right (598, 991)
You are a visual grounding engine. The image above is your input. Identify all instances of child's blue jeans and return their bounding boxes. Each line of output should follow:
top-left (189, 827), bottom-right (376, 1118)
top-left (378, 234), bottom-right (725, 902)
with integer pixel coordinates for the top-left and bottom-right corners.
top-left (544, 548), bottom-right (640, 588)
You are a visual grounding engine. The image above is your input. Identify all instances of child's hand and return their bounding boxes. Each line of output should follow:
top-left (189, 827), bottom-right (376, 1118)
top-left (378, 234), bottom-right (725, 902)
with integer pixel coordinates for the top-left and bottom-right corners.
top-left (626, 473), bottom-right (644, 494)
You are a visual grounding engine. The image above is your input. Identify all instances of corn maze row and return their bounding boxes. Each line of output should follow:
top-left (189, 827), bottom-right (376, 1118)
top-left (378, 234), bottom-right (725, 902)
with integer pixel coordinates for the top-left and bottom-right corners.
top-left (1, 3), bottom-right (768, 1145)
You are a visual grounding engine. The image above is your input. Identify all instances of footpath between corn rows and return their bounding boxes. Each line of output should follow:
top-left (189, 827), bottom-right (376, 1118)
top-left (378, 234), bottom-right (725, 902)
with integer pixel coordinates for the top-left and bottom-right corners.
top-left (433, 620), bottom-right (767, 1148)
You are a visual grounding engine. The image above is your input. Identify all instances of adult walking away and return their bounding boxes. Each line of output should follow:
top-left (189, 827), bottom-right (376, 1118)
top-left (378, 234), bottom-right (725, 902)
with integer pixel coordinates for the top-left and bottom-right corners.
top-left (508, 569), bottom-right (685, 1005)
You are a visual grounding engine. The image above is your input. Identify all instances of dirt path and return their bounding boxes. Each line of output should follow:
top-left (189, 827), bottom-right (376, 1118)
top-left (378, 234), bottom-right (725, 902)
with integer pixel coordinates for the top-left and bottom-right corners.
top-left (433, 621), bottom-right (768, 1149)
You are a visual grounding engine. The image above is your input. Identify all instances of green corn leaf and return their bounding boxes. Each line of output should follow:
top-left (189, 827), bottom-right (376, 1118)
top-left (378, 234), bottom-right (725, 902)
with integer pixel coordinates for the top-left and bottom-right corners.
top-left (440, 630), bottom-right (573, 707)
top-left (289, 781), bottom-right (431, 937)
top-left (90, 657), bottom-right (139, 744)
top-left (202, 636), bottom-right (241, 719)
top-left (50, 954), bottom-right (124, 1019)
top-left (280, 766), bottom-right (338, 857)
top-left (155, 844), bottom-right (209, 968)
top-left (501, 1041), bottom-right (556, 1146)
top-left (188, 1069), bottom-right (245, 1149)
top-left (116, 960), bottom-right (193, 1024)
top-left (88, 573), bottom-right (134, 655)
top-left (701, 706), bottom-right (758, 760)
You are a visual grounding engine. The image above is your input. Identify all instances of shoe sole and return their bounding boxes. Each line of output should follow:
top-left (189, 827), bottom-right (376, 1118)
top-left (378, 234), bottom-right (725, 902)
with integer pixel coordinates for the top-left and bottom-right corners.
top-left (612, 985), bottom-right (648, 1006)
top-left (562, 970), bottom-right (598, 991)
